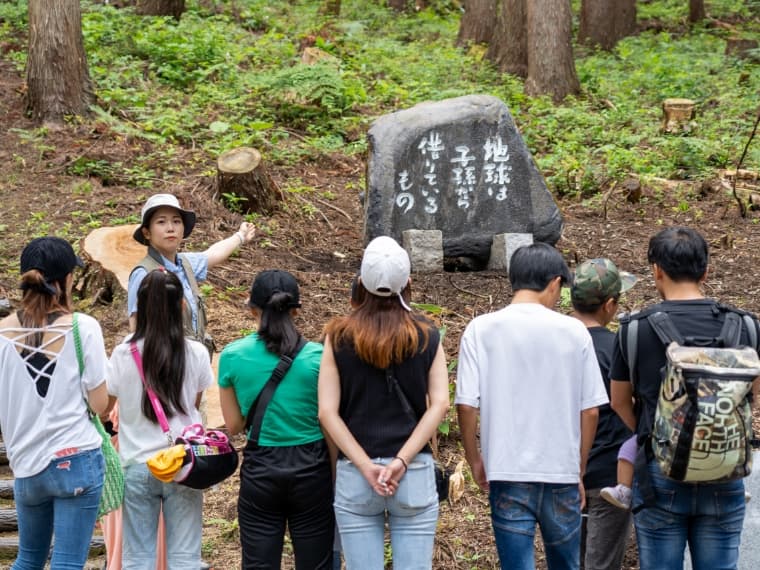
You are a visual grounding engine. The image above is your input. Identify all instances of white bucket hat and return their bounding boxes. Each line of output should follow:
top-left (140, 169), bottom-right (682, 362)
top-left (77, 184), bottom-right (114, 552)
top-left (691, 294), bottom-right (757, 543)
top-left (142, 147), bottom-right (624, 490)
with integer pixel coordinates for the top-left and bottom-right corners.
top-left (360, 236), bottom-right (412, 311)
top-left (133, 194), bottom-right (197, 245)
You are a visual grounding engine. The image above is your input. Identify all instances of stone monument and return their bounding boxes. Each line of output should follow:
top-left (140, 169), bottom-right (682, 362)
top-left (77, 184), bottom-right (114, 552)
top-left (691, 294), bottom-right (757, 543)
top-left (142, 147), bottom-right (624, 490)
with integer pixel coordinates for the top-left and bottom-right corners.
top-left (365, 94), bottom-right (563, 264)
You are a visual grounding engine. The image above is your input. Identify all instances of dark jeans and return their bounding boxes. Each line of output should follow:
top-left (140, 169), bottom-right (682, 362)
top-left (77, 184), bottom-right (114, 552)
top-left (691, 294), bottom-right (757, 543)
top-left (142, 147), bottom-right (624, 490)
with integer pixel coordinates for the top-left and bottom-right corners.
top-left (238, 439), bottom-right (334, 570)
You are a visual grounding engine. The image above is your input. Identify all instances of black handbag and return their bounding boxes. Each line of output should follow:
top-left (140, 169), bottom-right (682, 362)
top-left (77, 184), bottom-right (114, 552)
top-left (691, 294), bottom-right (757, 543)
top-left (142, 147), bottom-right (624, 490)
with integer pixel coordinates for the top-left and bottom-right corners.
top-left (386, 369), bottom-right (450, 502)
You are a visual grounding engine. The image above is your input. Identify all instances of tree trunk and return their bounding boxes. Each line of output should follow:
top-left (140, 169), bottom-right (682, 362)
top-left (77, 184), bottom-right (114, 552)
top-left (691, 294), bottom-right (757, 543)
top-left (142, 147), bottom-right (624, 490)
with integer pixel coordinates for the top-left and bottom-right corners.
top-left (524, 0), bottom-right (579, 101)
top-left (0, 479), bottom-right (13, 500)
top-left (456, 0), bottom-right (496, 46)
top-left (135, 0), bottom-right (186, 20)
top-left (689, 0), bottom-right (706, 22)
top-left (0, 441), bottom-right (6, 466)
top-left (388, 0), bottom-right (407, 11)
top-left (485, 0), bottom-right (527, 78)
top-left (217, 148), bottom-right (279, 215)
top-left (320, 0), bottom-right (341, 15)
top-left (579, 0), bottom-right (636, 50)
top-left (25, 0), bottom-right (94, 123)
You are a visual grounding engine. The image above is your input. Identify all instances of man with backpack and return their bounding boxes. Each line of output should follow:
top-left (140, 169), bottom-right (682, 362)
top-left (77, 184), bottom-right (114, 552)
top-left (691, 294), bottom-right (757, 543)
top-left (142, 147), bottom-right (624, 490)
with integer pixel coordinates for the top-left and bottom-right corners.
top-left (609, 226), bottom-right (760, 570)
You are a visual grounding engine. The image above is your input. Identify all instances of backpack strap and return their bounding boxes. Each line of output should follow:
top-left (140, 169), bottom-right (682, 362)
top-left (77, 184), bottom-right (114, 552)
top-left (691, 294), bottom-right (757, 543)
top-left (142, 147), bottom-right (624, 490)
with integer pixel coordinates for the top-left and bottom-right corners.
top-left (646, 311), bottom-right (685, 346)
top-left (718, 312), bottom-right (742, 348)
top-left (623, 317), bottom-right (639, 392)
top-left (177, 254), bottom-right (208, 342)
top-left (742, 314), bottom-right (758, 351)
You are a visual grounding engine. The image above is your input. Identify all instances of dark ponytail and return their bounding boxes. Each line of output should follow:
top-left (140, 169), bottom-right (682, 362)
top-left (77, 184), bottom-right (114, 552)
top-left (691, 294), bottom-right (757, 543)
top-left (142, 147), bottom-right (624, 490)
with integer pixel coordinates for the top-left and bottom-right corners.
top-left (132, 270), bottom-right (187, 423)
top-left (258, 292), bottom-right (300, 356)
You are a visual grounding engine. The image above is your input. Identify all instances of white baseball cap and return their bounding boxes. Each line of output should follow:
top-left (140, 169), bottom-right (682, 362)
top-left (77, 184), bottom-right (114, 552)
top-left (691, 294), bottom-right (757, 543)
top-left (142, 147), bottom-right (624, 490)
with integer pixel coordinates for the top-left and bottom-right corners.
top-left (360, 236), bottom-right (412, 311)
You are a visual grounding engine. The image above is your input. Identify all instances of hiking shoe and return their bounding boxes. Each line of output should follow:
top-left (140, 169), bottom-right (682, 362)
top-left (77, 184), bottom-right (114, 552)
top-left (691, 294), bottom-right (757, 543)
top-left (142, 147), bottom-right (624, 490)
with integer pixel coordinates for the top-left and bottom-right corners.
top-left (600, 484), bottom-right (632, 509)
top-left (745, 491), bottom-right (752, 503)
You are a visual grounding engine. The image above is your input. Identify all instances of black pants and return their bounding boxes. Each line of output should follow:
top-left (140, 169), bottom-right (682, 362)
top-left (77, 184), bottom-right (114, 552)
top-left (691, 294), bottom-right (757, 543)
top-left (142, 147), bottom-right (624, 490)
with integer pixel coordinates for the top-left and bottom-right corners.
top-left (238, 439), bottom-right (335, 570)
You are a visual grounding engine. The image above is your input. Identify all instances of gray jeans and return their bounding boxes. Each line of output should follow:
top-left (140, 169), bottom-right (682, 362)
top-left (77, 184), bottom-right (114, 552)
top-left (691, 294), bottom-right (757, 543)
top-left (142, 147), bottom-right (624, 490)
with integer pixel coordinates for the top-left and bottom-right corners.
top-left (582, 488), bottom-right (633, 570)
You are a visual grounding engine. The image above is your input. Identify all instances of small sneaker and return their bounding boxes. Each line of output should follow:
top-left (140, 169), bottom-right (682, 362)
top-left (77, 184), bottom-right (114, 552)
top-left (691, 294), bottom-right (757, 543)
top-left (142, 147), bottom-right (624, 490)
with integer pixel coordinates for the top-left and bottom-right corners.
top-left (745, 491), bottom-right (752, 503)
top-left (600, 484), bottom-right (632, 510)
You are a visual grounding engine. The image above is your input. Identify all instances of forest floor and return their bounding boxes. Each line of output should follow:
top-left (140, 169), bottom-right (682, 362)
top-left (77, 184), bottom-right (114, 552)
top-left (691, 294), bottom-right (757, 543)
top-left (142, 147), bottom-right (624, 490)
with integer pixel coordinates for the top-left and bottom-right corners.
top-left (2, 52), bottom-right (760, 568)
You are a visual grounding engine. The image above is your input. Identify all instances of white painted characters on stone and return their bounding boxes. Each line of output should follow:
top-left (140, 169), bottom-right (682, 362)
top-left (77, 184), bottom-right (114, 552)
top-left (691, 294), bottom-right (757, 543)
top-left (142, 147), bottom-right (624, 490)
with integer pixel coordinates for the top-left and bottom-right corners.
top-left (417, 131), bottom-right (445, 159)
top-left (395, 170), bottom-right (415, 214)
top-left (483, 136), bottom-right (512, 201)
top-left (451, 145), bottom-right (477, 210)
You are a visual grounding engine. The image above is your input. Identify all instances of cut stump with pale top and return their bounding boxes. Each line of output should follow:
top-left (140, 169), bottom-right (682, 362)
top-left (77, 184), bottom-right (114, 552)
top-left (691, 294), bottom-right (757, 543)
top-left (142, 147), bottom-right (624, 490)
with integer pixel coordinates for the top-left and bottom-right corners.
top-left (217, 147), bottom-right (279, 214)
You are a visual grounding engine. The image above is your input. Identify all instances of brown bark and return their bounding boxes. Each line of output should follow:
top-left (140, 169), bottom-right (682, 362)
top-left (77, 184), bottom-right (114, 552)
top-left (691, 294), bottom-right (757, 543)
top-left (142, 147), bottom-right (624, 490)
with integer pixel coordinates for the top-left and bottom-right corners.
top-left (0, 479), bottom-right (13, 500)
top-left (0, 441), bottom-right (6, 466)
top-left (689, 0), bottom-right (706, 22)
top-left (579, 0), bottom-right (637, 50)
top-left (0, 509), bottom-right (17, 532)
top-left (456, 0), bottom-right (496, 46)
top-left (662, 98), bottom-right (696, 134)
top-left (217, 148), bottom-right (279, 215)
top-left (135, 0), bottom-right (186, 20)
top-left (525, 0), bottom-right (580, 101)
top-left (320, 0), bottom-right (341, 15)
top-left (388, 0), bottom-right (407, 10)
top-left (25, 0), bottom-right (94, 123)
top-left (485, 0), bottom-right (527, 78)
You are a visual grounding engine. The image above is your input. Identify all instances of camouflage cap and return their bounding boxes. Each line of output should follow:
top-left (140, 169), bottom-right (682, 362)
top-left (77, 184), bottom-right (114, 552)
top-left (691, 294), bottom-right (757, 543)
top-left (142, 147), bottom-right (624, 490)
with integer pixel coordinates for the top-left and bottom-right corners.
top-left (571, 258), bottom-right (637, 306)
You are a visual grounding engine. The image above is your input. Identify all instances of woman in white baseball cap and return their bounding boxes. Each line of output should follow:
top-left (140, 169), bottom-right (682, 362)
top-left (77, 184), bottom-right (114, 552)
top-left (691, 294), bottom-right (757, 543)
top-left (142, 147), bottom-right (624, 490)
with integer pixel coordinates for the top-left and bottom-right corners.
top-left (318, 236), bottom-right (449, 569)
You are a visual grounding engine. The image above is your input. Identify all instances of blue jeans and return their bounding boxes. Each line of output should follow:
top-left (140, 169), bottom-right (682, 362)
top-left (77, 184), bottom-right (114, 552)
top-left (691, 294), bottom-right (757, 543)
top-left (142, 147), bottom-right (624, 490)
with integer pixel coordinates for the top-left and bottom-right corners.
top-left (122, 463), bottom-right (203, 570)
top-left (334, 453), bottom-right (438, 569)
top-left (12, 448), bottom-right (104, 570)
top-left (489, 481), bottom-right (581, 570)
top-left (633, 459), bottom-right (745, 570)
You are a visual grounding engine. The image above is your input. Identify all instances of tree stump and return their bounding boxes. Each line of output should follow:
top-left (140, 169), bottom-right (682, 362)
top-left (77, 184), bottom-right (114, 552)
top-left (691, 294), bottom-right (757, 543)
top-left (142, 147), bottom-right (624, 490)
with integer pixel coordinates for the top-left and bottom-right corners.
top-left (217, 147), bottom-right (279, 214)
top-left (78, 225), bottom-right (146, 305)
top-left (0, 509), bottom-right (17, 532)
top-left (135, 0), bottom-right (185, 20)
top-left (662, 98), bottom-right (696, 134)
top-left (725, 38), bottom-right (759, 60)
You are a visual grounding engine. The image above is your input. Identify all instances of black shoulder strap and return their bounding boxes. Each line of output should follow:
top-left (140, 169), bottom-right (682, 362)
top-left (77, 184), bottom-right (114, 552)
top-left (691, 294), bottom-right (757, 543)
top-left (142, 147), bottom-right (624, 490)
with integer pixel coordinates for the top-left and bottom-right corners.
top-left (646, 311), bottom-right (685, 347)
top-left (742, 314), bottom-right (758, 350)
top-left (245, 336), bottom-right (307, 443)
top-left (387, 368), bottom-right (418, 428)
top-left (719, 312), bottom-right (742, 348)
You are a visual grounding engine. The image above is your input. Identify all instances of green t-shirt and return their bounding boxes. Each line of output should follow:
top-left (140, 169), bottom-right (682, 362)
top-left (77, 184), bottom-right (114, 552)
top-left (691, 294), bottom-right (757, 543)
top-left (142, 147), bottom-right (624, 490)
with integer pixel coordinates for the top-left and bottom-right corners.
top-left (218, 333), bottom-right (324, 447)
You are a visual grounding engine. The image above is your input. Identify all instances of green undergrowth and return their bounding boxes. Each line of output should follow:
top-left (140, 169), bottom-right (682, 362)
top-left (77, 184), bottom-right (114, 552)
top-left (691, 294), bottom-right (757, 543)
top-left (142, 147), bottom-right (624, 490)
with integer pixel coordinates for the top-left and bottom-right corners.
top-left (0, 0), bottom-right (758, 196)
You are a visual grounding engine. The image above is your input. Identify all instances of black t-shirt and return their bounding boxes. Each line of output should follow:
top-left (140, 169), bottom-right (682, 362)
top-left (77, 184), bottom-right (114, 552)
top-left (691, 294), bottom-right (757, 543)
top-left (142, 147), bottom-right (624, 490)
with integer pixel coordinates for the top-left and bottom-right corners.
top-left (584, 326), bottom-right (633, 490)
top-left (609, 299), bottom-right (760, 439)
top-left (333, 323), bottom-right (440, 458)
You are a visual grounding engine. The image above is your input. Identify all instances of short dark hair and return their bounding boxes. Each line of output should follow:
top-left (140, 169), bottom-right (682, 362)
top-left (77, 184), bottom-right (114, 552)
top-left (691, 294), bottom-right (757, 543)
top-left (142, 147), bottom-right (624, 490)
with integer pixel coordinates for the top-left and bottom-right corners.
top-left (572, 295), bottom-right (618, 315)
top-left (647, 227), bottom-right (708, 282)
top-left (509, 243), bottom-right (572, 292)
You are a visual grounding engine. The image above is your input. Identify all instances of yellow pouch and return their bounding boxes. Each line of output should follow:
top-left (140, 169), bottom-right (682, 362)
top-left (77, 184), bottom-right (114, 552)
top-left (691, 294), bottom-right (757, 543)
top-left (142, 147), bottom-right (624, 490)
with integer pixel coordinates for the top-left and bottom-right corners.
top-left (146, 444), bottom-right (187, 482)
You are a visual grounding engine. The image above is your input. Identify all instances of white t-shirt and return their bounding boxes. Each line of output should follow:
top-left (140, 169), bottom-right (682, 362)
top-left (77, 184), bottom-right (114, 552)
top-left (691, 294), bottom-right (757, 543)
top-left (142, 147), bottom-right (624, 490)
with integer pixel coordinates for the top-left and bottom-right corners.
top-left (0, 314), bottom-right (107, 478)
top-left (107, 337), bottom-right (214, 465)
top-left (455, 303), bottom-right (608, 484)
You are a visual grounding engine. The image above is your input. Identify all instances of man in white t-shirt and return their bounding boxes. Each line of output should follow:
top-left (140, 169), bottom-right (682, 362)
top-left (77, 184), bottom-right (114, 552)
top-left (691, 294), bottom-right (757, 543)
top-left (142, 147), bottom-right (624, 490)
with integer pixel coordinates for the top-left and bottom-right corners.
top-left (456, 243), bottom-right (608, 570)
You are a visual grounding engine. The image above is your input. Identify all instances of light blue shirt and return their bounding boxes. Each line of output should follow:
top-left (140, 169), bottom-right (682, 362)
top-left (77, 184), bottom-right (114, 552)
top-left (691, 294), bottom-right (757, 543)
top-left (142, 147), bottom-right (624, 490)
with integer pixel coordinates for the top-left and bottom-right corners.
top-left (127, 252), bottom-right (208, 333)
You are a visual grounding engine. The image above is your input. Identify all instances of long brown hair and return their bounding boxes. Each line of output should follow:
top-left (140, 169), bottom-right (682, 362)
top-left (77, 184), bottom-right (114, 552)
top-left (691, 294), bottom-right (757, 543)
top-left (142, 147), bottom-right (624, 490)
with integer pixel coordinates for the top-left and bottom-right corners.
top-left (325, 281), bottom-right (428, 369)
top-left (18, 270), bottom-right (71, 329)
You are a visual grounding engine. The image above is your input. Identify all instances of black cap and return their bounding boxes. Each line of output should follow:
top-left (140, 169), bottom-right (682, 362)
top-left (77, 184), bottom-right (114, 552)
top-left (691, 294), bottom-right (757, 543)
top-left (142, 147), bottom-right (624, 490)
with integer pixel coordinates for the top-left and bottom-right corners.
top-left (20, 237), bottom-right (84, 282)
top-left (248, 270), bottom-right (301, 309)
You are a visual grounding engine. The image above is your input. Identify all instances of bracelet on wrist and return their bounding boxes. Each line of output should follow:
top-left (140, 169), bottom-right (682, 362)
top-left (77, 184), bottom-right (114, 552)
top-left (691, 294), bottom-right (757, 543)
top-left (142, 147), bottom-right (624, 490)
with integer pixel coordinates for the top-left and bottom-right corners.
top-left (394, 456), bottom-right (408, 472)
top-left (235, 232), bottom-right (245, 246)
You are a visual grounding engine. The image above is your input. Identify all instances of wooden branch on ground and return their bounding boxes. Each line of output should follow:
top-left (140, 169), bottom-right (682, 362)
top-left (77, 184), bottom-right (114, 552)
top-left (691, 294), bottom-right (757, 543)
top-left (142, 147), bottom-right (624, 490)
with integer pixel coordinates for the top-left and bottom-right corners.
top-left (0, 509), bottom-right (17, 532)
top-left (732, 107), bottom-right (760, 218)
top-left (0, 535), bottom-right (105, 555)
top-left (0, 478), bottom-right (13, 500)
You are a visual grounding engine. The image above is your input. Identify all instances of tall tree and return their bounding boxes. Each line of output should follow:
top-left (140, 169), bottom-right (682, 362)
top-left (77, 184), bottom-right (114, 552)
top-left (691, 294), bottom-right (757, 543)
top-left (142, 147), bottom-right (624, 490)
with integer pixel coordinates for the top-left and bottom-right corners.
top-left (485, 0), bottom-right (527, 77)
top-left (579, 0), bottom-right (636, 50)
top-left (25, 0), bottom-right (94, 122)
top-left (689, 0), bottom-right (706, 22)
top-left (456, 0), bottom-right (496, 46)
top-left (524, 0), bottom-right (579, 101)
top-left (135, 0), bottom-right (185, 20)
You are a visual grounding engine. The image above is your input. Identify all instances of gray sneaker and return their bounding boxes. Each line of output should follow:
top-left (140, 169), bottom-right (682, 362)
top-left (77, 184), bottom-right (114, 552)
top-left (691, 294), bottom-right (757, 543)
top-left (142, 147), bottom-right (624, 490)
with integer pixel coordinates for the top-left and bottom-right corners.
top-left (600, 484), bottom-right (632, 510)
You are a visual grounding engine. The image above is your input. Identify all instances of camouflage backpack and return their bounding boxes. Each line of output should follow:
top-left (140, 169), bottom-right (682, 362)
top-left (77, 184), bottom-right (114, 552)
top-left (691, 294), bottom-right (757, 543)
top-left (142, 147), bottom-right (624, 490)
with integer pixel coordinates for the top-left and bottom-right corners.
top-left (627, 309), bottom-right (760, 482)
